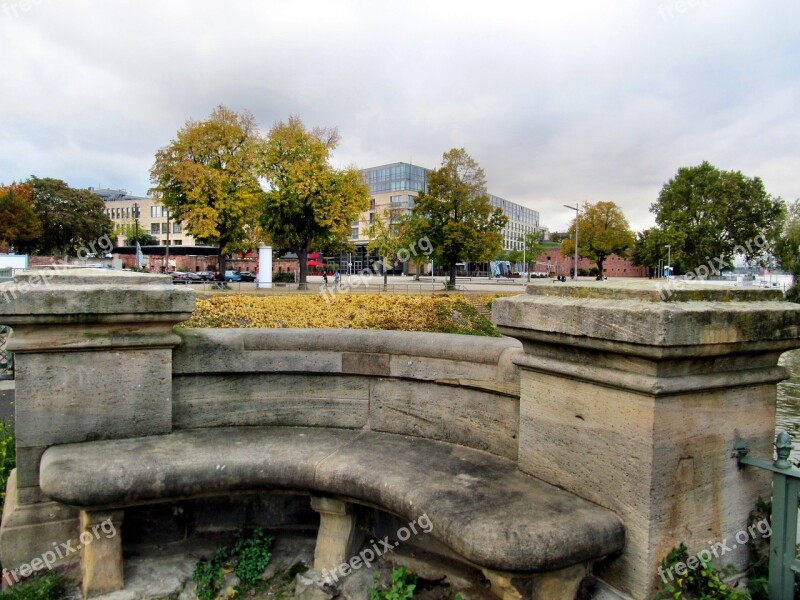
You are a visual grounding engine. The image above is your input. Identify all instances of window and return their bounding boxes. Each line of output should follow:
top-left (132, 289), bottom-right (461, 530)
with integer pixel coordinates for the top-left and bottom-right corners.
top-left (370, 198), bottom-right (376, 211)
top-left (162, 223), bottom-right (169, 234)
top-left (161, 207), bottom-right (169, 217)
top-left (408, 195), bottom-right (415, 208)
top-left (151, 206), bottom-right (159, 218)
top-left (173, 240), bottom-right (182, 246)
top-left (390, 195), bottom-right (402, 206)
top-left (350, 226), bottom-right (359, 239)
top-left (173, 222), bottom-right (182, 234)
top-left (150, 224), bottom-right (160, 234)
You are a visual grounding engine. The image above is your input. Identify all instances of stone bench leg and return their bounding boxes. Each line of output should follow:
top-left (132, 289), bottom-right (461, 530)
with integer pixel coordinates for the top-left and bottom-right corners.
top-left (310, 496), bottom-right (363, 574)
top-left (482, 564), bottom-right (589, 600)
top-left (80, 509), bottom-right (124, 598)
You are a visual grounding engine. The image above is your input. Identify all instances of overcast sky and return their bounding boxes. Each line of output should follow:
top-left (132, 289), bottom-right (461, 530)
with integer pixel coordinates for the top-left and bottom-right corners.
top-left (1, 0), bottom-right (798, 232)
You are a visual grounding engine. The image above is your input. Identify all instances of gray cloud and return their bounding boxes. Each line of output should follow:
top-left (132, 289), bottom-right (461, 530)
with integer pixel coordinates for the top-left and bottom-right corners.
top-left (1, 0), bottom-right (797, 231)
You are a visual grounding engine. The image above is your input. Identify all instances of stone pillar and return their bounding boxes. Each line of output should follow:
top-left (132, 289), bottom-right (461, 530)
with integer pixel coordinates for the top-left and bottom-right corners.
top-left (0, 268), bottom-right (194, 572)
top-left (493, 282), bottom-right (800, 600)
top-left (80, 509), bottom-right (124, 597)
top-left (310, 496), bottom-right (363, 575)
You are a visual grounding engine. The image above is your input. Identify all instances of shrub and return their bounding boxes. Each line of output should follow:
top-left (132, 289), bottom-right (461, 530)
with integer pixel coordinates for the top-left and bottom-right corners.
top-left (371, 567), bottom-right (416, 600)
top-left (272, 271), bottom-right (295, 283)
top-left (0, 572), bottom-right (70, 600)
top-left (193, 528), bottom-right (274, 600)
top-left (0, 421), bottom-right (15, 511)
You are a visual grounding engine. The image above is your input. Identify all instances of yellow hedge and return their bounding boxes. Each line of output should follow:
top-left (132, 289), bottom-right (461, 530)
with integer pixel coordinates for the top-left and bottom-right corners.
top-left (184, 294), bottom-right (498, 336)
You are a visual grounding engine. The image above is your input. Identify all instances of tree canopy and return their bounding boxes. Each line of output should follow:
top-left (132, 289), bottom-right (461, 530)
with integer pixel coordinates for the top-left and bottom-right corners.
top-left (562, 201), bottom-right (634, 275)
top-left (150, 105), bottom-right (265, 277)
top-left (259, 115), bottom-right (369, 286)
top-left (632, 227), bottom-right (686, 276)
top-left (0, 183), bottom-right (42, 252)
top-left (15, 177), bottom-right (113, 256)
top-left (402, 148), bottom-right (507, 288)
top-left (650, 161), bottom-right (784, 272)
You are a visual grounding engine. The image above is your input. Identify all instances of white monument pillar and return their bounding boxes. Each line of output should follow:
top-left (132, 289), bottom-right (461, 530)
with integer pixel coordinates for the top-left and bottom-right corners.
top-left (257, 246), bottom-right (273, 289)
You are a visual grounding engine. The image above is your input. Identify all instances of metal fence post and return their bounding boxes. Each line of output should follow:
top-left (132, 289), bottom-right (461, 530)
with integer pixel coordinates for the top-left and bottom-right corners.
top-left (736, 430), bottom-right (800, 598)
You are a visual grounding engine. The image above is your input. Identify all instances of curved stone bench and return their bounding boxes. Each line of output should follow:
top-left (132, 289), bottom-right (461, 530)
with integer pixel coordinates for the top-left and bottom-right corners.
top-left (41, 426), bottom-right (624, 596)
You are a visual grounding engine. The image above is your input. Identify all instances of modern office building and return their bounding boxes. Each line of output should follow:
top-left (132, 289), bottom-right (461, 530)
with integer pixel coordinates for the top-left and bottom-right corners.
top-left (91, 188), bottom-right (197, 247)
top-left (348, 162), bottom-right (545, 273)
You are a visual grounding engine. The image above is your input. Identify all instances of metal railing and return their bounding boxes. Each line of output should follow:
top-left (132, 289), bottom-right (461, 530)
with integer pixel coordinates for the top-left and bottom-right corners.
top-left (734, 431), bottom-right (800, 598)
top-left (0, 326), bottom-right (12, 380)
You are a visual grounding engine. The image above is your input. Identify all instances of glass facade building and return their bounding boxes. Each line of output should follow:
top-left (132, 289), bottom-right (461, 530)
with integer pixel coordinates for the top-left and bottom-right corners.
top-left (362, 163), bottom-right (428, 194)
top-left (358, 162), bottom-right (544, 252)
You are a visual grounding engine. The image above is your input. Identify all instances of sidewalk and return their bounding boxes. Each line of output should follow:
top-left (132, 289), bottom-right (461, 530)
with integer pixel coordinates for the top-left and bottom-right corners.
top-left (0, 379), bottom-right (13, 425)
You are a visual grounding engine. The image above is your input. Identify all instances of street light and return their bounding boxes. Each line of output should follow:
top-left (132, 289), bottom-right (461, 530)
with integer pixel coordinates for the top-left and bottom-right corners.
top-left (564, 204), bottom-right (580, 280)
top-left (665, 244), bottom-right (672, 277)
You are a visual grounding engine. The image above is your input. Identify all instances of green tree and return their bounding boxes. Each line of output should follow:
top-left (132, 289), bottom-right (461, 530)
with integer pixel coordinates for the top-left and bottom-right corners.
top-left (520, 232), bottom-right (545, 277)
top-left (562, 201), bottom-right (634, 276)
top-left (367, 210), bottom-right (404, 289)
top-left (150, 105), bottom-right (265, 278)
top-left (259, 115), bottom-right (370, 287)
top-left (651, 161), bottom-right (784, 272)
top-left (632, 227), bottom-right (686, 276)
top-left (19, 177), bottom-right (112, 256)
top-left (403, 148), bottom-right (507, 288)
top-left (776, 199), bottom-right (800, 302)
top-left (124, 231), bottom-right (159, 246)
top-left (0, 183), bottom-right (42, 251)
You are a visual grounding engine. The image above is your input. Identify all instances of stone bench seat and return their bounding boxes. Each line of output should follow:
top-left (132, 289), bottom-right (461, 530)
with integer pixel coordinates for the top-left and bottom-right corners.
top-left (40, 426), bottom-right (624, 576)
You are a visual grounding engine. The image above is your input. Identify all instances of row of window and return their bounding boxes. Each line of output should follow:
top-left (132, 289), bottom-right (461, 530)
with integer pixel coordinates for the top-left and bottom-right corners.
top-left (150, 223), bottom-right (183, 234)
top-left (105, 205), bottom-right (171, 220)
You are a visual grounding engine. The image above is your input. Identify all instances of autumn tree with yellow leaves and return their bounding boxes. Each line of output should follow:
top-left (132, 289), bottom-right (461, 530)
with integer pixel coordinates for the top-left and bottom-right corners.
top-left (259, 115), bottom-right (370, 287)
top-left (150, 106), bottom-right (265, 277)
top-left (561, 201), bottom-right (635, 276)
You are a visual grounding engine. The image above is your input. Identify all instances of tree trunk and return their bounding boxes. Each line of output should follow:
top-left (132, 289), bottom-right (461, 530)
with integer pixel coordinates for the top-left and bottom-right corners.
top-left (597, 256), bottom-right (605, 278)
top-left (218, 246), bottom-right (226, 281)
top-left (383, 257), bottom-right (388, 290)
top-left (298, 242), bottom-right (310, 289)
top-left (448, 262), bottom-right (456, 289)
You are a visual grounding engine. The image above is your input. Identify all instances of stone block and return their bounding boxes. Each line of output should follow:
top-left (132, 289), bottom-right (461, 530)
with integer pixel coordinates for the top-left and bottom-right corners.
top-left (369, 378), bottom-right (519, 459)
top-left (172, 374), bottom-right (370, 430)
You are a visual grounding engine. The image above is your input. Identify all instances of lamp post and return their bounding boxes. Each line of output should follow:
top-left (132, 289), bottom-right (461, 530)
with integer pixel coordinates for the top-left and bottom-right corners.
top-left (564, 204), bottom-right (580, 280)
top-left (665, 244), bottom-right (672, 277)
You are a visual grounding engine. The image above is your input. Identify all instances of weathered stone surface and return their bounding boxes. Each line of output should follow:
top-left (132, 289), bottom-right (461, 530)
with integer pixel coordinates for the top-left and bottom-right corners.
top-left (15, 348), bottom-right (173, 449)
top-left (40, 426), bottom-right (624, 573)
top-left (0, 269), bottom-right (194, 325)
top-left (81, 509), bottom-right (124, 597)
top-left (369, 378), bottom-right (519, 459)
top-left (173, 328), bottom-right (522, 386)
top-left (0, 470), bottom-right (80, 571)
top-left (494, 281), bottom-right (800, 599)
top-left (494, 283), bottom-right (800, 355)
top-left (172, 374), bottom-right (370, 430)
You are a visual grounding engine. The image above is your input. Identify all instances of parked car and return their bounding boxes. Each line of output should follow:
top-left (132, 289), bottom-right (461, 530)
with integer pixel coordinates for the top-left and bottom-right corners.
top-left (224, 270), bottom-right (242, 282)
top-left (237, 271), bottom-right (256, 282)
top-left (196, 271), bottom-right (218, 281)
top-left (172, 271), bottom-right (203, 284)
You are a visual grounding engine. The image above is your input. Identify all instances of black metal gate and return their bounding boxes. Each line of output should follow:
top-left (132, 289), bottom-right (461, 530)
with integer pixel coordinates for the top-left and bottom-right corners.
top-left (0, 326), bottom-right (12, 380)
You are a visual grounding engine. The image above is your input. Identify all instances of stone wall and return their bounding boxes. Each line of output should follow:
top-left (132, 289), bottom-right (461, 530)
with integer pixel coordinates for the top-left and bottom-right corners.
top-left (172, 328), bottom-right (522, 459)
